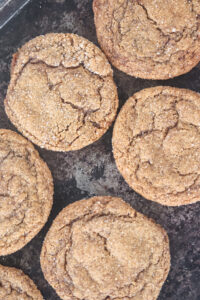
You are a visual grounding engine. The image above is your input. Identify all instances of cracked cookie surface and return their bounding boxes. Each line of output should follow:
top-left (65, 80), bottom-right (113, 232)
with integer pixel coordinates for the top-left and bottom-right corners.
top-left (93, 0), bottom-right (200, 79)
top-left (5, 33), bottom-right (118, 151)
top-left (40, 196), bottom-right (170, 300)
top-left (0, 264), bottom-right (43, 299)
top-left (112, 86), bottom-right (200, 206)
top-left (0, 129), bottom-right (53, 255)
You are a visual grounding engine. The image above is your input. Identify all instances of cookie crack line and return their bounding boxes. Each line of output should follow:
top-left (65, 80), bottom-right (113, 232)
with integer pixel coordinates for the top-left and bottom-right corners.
top-left (53, 212), bottom-right (138, 297)
top-left (95, 234), bottom-right (162, 300)
top-left (112, 0), bottom-right (129, 44)
top-left (96, 232), bottom-right (111, 256)
top-left (12, 58), bottom-right (110, 94)
top-left (13, 52), bottom-right (111, 88)
top-left (136, 1), bottom-right (170, 38)
top-left (136, 0), bottom-right (198, 49)
top-left (129, 92), bottom-right (199, 147)
top-left (135, 165), bottom-right (200, 198)
top-left (58, 211), bottom-right (136, 232)
top-left (30, 59), bottom-right (111, 79)
top-left (129, 100), bottom-right (179, 143)
top-left (63, 228), bottom-right (76, 299)
top-left (0, 281), bottom-right (34, 300)
top-left (61, 214), bottom-right (162, 299)
top-left (189, 0), bottom-right (200, 15)
top-left (0, 150), bottom-right (12, 166)
top-left (170, 174), bottom-right (200, 196)
top-left (0, 156), bottom-right (36, 237)
top-left (134, 133), bottom-right (200, 195)
top-left (1, 195), bottom-right (27, 227)
top-left (111, 0), bottom-right (195, 63)
top-left (43, 64), bottom-right (105, 137)
top-left (0, 265), bottom-right (43, 299)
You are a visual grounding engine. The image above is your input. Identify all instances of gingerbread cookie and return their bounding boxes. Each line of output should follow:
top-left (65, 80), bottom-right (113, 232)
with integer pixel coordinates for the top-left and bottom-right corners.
top-left (0, 129), bottom-right (53, 255)
top-left (40, 196), bottom-right (170, 300)
top-left (93, 0), bottom-right (200, 79)
top-left (5, 33), bottom-right (118, 151)
top-left (113, 86), bottom-right (200, 206)
top-left (0, 264), bottom-right (43, 299)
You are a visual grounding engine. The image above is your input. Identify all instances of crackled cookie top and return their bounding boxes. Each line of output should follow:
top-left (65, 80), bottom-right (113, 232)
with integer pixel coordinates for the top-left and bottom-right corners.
top-left (93, 0), bottom-right (200, 79)
top-left (5, 33), bottom-right (118, 151)
top-left (0, 265), bottom-right (43, 299)
top-left (113, 87), bottom-right (200, 206)
top-left (40, 196), bottom-right (170, 300)
top-left (0, 129), bottom-right (53, 255)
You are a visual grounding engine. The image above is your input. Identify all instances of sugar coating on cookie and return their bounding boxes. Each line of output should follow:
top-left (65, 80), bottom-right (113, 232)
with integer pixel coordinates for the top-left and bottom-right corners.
top-left (0, 264), bottom-right (43, 299)
top-left (0, 129), bottom-right (53, 255)
top-left (93, 0), bottom-right (200, 79)
top-left (5, 33), bottom-right (118, 151)
top-left (40, 196), bottom-right (170, 300)
top-left (113, 86), bottom-right (200, 206)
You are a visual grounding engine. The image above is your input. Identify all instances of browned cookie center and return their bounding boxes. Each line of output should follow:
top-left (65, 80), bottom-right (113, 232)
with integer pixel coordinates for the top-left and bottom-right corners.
top-left (93, 0), bottom-right (200, 79)
top-left (5, 33), bottom-right (118, 151)
top-left (0, 130), bottom-right (53, 255)
top-left (113, 87), bottom-right (200, 206)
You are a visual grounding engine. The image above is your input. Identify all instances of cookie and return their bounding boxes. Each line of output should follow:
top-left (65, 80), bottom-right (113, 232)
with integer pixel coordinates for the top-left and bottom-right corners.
top-left (0, 129), bottom-right (53, 255)
top-left (5, 33), bottom-right (118, 151)
top-left (113, 86), bottom-right (200, 206)
top-left (40, 196), bottom-right (170, 300)
top-left (0, 264), bottom-right (43, 299)
top-left (93, 0), bottom-right (200, 79)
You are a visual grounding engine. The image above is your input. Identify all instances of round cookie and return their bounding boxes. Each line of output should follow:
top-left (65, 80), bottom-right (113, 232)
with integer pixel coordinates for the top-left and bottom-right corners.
top-left (0, 129), bottom-right (53, 255)
top-left (0, 264), bottom-right (43, 299)
top-left (40, 196), bottom-right (170, 300)
top-left (93, 0), bottom-right (200, 79)
top-left (113, 86), bottom-right (200, 206)
top-left (5, 33), bottom-right (118, 151)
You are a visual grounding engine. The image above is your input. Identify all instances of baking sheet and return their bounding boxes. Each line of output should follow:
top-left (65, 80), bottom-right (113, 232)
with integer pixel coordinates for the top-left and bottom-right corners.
top-left (0, 0), bottom-right (30, 29)
top-left (0, 1), bottom-right (200, 299)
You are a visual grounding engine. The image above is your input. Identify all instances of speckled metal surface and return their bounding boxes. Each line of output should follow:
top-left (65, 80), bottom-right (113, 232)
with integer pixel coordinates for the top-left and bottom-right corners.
top-left (0, 1), bottom-right (200, 299)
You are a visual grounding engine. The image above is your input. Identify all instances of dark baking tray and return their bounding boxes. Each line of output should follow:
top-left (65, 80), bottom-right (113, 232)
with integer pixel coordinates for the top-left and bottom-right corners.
top-left (0, 1), bottom-right (200, 299)
top-left (0, 0), bottom-right (30, 29)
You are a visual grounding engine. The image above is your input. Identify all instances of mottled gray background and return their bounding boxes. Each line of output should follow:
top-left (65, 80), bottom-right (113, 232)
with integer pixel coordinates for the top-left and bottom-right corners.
top-left (0, 0), bottom-right (200, 299)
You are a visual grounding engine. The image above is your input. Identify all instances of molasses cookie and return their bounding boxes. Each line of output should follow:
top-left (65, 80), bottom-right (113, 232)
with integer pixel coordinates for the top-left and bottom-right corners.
top-left (0, 264), bottom-right (43, 299)
top-left (113, 86), bottom-right (200, 206)
top-left (93, 0), bottom-right (200, 79)
top-left (5, 33), bottom-right (118, 151)
top-left (40, 196), bottom-right (170, 300)
top-left (0, 129), bottom-right (53, 255)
